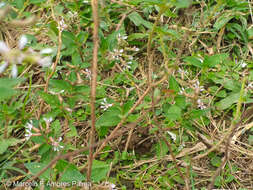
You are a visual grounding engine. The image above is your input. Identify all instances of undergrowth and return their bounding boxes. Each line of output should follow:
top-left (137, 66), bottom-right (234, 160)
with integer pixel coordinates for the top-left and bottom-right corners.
top-left (0, 0), bottom-right (253, 189)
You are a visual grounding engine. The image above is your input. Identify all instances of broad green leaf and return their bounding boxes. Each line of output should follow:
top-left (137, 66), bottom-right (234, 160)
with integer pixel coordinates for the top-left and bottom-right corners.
top-left (91, 160), bottom-right (110, 182)
top-left (169, 76), bottom-right (180, 93)
top-left (216, 92), bottom-right (240, 110)
top-left (184, 56), bottom-right (203, 68)
top-left (128, 12), bottom-right (144, 26)
top-left (128, 33), bottom-right (148, 41)
top-left (25, 162), bottom-right (52, 180)
top-left (96, 106), bottom-right (121, 128)
top-left (60, 164), bottom-right (85, 182)
top-left (203, 53), bottom-right (228, 68)
top-left (165, 105), bottom-right (181, 121)
top-left (37, 91), bottom-right (60, 106)
top-left (211, 156), bottom-right (222, 167)
top-left (155, 140), bottom-right (169, 158)
top-left (171, 0), bottom-right (192, 8)
top-left (214, 13), bottom-right (234, 30)
top-left (50, 79), bottom-right (73, 92)
top-left (0, 138), bottom-right (20, 154)
top-left (0, 87), bottom-right (17, 100)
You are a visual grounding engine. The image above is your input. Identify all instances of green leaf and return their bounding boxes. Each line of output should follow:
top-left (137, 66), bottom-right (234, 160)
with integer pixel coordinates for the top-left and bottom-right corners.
top-left (127, 12), bottom-right (152, 28)
top-left (96, 106), bottom-right (121, 128)
top-left (37, 91), bottom-right (60, 106)
top-left (0, 87), bottom-right (17, 100)
top-left (211, 156), bottom-right (222, 167)
top-left (165, 105), bottom-right (181, 121)
top-left (60, 164), bottom-right (85, 182)
top-left (155, 140), bottom-right (169, 158)
top-left (184, 56), bottom-right (203, 68)
top-left (216, 92), bottom-right (240, 110)
top-left (203, 53), bottom-right (228, 68)
top-left (171, 0), bottom-right (192, 8)
top-left (50, 79), bottom-right (73, 92)
top-left (90, 160), bottom-right (110, 182)
top-left (169, 76), bottom-right (180, 93)
top-left (0, 138), bottom-right (20, 154)
top-left (128, 33), bottom-right (148, 41)
top-left (25, 162), bottom-right (52, 180)
top-left (214, 13), bottom-right (234, 30)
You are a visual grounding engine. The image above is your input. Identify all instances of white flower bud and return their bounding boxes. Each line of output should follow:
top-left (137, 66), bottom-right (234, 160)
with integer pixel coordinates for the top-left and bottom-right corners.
top-left (0, 41), bottom-right (10, 54)
top-left (19, 35), bottom-right (28, 50)
top-left (0, 62), bottom-right (8, 73)
top-left (38, 57), bottom-right (52, 67)
top-left (40, 48), bottom-right (53, 55)
top-left (11, 64), bottom-right (18, 78)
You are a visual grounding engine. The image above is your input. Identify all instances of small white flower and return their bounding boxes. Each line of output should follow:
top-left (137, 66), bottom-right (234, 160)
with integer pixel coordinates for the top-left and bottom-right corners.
top-left (58, 18), bottom-right (67, 31)
top-left (167, 131), bottom-right (177, 142)
top-left (11, 64), bottom-right (18, 78)
top-left (179, 87), bottom-right (185, 95)
top-left (133, 46), bottom-right (139, 51)
top-left (0, 2), bottom-right (6, 8)
top-left (83, 0), bottom-right (89, 3)
top-left (100, 98), bottom-right (113, 111)
top-left (0, 41), bottom-right (10, 54)
top-left (25, 120), bottom-right (33, 140)
top-left (40, 48), bottom-right (53, 55)
top-left (18, 35), bottom-right (28, 50)
top-left (193, 80), bottom-right (204, 92)
top-left (247, 82), bottom-right (253, 89)
top-left (52, 137), bottom-right (64, 152)
top-left (197, 99), bottom-right (206, 110)
top-left (0, 61), bottom-right (8, 73)
top-left (37, 56), bottom-right (52, 67)
top-left (118, 33), bottom-right (128, 40)
top-left (25, 120), bottom-right (33, 131)
top-left (43, 117), bottom-right (53, 124)
top-left (85, 68), bottom-right (91, 80)
top-left (124, 61), bottom-right (132, 70)
top-left (25, 129), bottom-right (33, 140)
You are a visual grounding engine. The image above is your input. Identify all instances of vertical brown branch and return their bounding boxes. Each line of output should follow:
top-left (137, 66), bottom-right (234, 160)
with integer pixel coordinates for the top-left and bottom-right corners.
top-left (87, 0), bottom-right (99, 183)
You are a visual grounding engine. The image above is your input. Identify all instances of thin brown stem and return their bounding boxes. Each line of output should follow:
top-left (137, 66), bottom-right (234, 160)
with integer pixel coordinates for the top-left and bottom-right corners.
top-left (87, 0), bottom-right (99, 183)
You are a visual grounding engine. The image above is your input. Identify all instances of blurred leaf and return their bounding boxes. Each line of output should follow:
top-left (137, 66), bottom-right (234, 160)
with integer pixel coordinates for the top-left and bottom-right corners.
top-left (0, 138), bottom-right (19, 154)
top-left (165, 105), bottom-right (181, 121)
top-left (216, 92), bottom-right (240, 110)
top-left (96, 106), bottom-right (121, 128)
top-left (60, 164), bottom-right (85, 182)
top-left (214, 13), bottom-right (234, 30)
top-left (155, 140), bottom-right (169, 158)
top-left (90, 160), bottom-right (110, 182)
top-left (25, 162), bottom-right (52, 180)
top-left (184, 56), bottom-right (203, 68)
top-left (203, 53), bottom-right (228, 68)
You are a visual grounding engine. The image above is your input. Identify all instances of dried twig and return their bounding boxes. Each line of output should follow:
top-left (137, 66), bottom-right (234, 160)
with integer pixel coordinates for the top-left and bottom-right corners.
top-left (208, 76), bottom-right (246, 190)
top-left (87, 0), bottom-right (100, 182)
